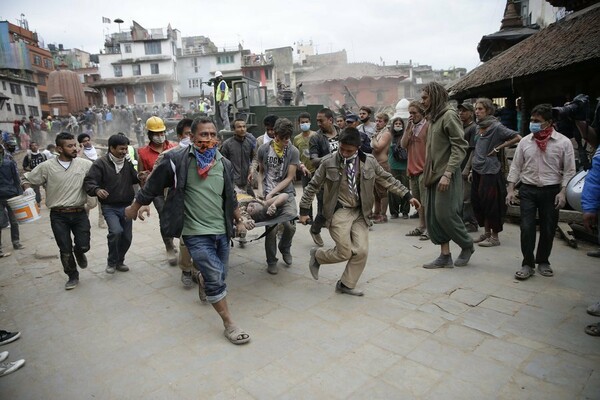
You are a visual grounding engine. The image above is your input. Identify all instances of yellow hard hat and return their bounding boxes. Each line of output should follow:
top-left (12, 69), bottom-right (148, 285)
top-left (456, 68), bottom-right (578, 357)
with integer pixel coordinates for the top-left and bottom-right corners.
top-left (145, 116), bottom-right (166, 132)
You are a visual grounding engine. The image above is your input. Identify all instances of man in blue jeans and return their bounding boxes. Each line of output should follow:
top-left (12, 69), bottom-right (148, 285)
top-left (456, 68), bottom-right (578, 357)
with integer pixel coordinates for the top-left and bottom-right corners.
top-left (125, 117), bottom-right (253, 345)
top-left (85, 134), bottom-right (140, 274)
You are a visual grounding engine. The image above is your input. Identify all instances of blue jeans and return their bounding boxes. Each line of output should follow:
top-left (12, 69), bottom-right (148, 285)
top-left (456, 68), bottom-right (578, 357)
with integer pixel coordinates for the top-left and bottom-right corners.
top-left (183, 234), bottom-right (229, 303)
top-left (101, 205), bottom-right (133, 267)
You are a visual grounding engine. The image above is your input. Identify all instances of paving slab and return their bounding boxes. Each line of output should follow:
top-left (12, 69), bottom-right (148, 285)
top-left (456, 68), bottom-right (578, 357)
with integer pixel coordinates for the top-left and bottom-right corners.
top-left (0, 183), bottom-right (599, 399)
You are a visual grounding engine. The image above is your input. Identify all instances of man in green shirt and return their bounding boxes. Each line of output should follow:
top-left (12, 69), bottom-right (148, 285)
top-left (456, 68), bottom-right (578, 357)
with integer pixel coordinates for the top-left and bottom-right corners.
top-left (126, 117), bottom-right (253, 345)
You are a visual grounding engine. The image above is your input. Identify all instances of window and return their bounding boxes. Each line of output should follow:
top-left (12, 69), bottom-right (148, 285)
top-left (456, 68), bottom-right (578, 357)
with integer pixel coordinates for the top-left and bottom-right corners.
top-left (39, 92), bottom-right (48, 105)
top-left (43, 58), bottom-right (52, 69)
top-left (134, 86), bottom-right (146, 103)
top-left (153, 83), bottom-right (165, 102)
top-left (217, 55), bottom-right (234, 64)
top-left (33, 55), bottom-right (41, 65)
top-left (264, 68), bottom-right (271, 80)
top-left (144, 41), bottom-right (161, 55)
top-left (28, 106), bottom-right (39, 117)
top-left (10, 83), bottom-right (21, 95)
top-left (25, 86), bottom-right (36, 97)
top-left (132, 64), bottom-right (141, 76)
top-left (1, 81), bottom-right (5, 90)
top-left (6, 103), bottom-right (10, 112)
top-left (14, 104), bottom-right (26, 115)
top-left (192, 58), bottom-right (198, 73)
top-left (37, 74), bottom-right (46, 85)
top-left (376, 90), bottom-right (385, 103)
top-left (124, 44), bottom-right (132, 53)
top-left (188, 79), bottom-right (200, 89)
top-left (114, 65), bottom-right (122, 77)
top-left (150, 63), bottom-right (159, 74)
top-left (115, 86), bottom-right (127, 105)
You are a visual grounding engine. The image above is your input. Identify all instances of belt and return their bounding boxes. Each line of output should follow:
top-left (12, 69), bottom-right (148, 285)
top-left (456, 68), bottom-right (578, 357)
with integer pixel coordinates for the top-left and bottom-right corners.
top-left (51, 207), bottom-right (85, 213)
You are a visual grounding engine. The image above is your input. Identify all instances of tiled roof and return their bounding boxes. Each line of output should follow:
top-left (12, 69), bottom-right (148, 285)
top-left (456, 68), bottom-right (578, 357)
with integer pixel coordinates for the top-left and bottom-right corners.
top-left (449, 5), bottom-right (600, 97)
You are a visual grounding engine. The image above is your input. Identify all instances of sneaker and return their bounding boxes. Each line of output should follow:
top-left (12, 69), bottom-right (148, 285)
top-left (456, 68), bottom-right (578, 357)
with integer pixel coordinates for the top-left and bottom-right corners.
top-left (0, 359), bottom-right (25, 376)
top-left (65, 277), bottom-right (79, 290)
top-left (402, 213), bottom-right (409, 219)
top-left (267, 263), bottom-right (279, 275)
top-left (0, 351), bottom-right (7, 363)
top-left (105, 265), bottom-right (116, 274)
top-left (309, 247), bottom-right (320, 280)
top-left (181, 271), bottom-right (194, 289)
top-left (310, 230), bottom-right (324, 247)
top-left (0, 331), bottom-right (21, 346)
top-left (335, 280), bottom-right (364, 296)
top-left (74, 252), bottom-right (87, 269)
top-left (473, 232), bottom-right (491, 243)
top-left (423, 253), bottom-right (454, 269)
top-left (116, 264), bottom-right (130, 272)
top-left (195, 271), bottom-right (207, 303)
top-left (281, 253), bottom-right (292, 266)
top-left (12, 242), bottom-right (24, 250)
top-left (478, 237), bottom-right (500, 247)
top-left (454, 247), bottom-right (475, 267)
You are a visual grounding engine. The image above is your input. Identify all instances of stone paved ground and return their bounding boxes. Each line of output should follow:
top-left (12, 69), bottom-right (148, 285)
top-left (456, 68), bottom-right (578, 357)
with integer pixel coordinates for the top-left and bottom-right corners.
top-left (0, 185), bottom-right (599, 399)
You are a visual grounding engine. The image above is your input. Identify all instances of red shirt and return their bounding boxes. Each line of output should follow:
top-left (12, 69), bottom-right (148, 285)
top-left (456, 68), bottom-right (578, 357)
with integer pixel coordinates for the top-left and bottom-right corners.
top-left (138, 141), bottom-right (176, 172)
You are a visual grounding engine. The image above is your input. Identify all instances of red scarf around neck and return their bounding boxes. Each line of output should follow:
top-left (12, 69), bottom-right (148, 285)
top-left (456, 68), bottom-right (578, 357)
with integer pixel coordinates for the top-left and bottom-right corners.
top-left (533, 126), bottom-right (553, 152)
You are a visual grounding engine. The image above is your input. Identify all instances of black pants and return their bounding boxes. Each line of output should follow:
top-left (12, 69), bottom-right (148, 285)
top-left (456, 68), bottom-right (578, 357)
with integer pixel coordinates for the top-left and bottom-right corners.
top-left (519, 184), bottom-right (560, 268)
top-left (153, 195), bottom-right (175, 250)
top-left (50, 210), bottom-right (91, 278)
top-left (0, 198), bottom-right (20, 248)
top-left (311, 189), bottom-right (326, 235)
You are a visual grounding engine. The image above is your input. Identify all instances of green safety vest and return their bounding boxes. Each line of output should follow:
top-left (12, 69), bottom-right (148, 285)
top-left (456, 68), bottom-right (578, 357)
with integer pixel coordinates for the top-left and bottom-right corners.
top-left (216, 79), bottom-right (229, 102)
top-left (128, 145), bottom-right (138, 171)
top-left (199, 102), bottom-right (205, 112)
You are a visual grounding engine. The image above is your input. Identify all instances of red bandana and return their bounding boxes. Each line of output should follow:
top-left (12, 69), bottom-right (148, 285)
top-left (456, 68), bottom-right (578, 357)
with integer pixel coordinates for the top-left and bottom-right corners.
top-left (533, 126), bottom-right (553, 152)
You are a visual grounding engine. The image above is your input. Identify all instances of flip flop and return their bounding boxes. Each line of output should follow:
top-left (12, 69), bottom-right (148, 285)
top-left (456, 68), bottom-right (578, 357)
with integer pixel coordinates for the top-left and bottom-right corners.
top-left (515, 266), bottom-right (534, 280)
top-left (0, 252), bottom-right (11, 258)
top-left (224, 326), bottom-right (250, 345)
top-left (537, 263), bottom-right (554, 277)
top-left (585, 322), bottom-right (600, 337)
top-left (419, 233), bottom-right (430, 241)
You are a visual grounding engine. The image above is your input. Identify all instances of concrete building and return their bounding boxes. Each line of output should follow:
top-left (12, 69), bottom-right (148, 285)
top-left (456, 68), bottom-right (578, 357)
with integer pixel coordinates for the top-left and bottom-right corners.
top-left (48, 45), bottom-right (94, 70)
top-left (91, 21), bottom-right (181, 106)
top-left (6, 19), bottom-right (53, 116)
top-left (177, 40), bottom-right (246, 103)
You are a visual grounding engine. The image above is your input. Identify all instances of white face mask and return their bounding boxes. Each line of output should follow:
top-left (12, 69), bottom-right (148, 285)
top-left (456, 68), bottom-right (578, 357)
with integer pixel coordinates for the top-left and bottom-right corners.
top-left (152, 134), bottom-right (166, 145)
top-left (300, 122), bottom-right (311, 132)
top-left (179, 137), bottom-right (191, 147)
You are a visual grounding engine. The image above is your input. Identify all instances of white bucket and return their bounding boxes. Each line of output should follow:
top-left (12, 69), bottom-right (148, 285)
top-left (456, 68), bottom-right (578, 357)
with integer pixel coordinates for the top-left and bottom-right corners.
top-left (7, 194), bottom-right (41, 224)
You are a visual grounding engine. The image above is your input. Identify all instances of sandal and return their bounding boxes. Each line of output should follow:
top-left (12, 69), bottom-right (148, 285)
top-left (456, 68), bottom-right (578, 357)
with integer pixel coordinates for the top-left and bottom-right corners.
top-left (224, 326), bottom-right (250, 345)
top-left (515, 266), bottom-right (534, 280)
top-left (585, 322), bottom-right (600, 337)
top-left (473, 232), bottom-right (491, 243)
top-left (537, 263), bottom-right (554, 277)
top-left (406, 227), bottom-right (424, 237)
top-left (419, 232), bottom-right (430, 241)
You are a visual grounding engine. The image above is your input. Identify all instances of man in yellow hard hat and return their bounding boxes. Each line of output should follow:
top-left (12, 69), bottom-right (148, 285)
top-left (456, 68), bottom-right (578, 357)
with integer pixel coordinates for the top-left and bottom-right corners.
top-left (137, 116), bottom-right (178, 265)
top-left (214, 71), bottom-right (231, 131)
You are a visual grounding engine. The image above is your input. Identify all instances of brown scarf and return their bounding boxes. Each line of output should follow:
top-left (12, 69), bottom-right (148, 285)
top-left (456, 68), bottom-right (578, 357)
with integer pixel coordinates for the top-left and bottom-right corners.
top-left (533, 126), bottom-right (553, 152)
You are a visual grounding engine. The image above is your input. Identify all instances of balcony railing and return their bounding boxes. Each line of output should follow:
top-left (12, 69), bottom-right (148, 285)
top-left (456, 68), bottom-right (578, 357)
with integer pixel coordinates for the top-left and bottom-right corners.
top-left (242, 54), bottom-right (273, 67)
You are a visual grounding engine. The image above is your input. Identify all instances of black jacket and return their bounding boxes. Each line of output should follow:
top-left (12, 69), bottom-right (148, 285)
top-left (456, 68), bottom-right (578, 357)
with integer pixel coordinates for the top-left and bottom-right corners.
top-left (84, 155), bottom-right (139, 206)
top-left (0, 154), bottom-right (22, 199)
top-left (135, 146), bottom-right (238, 239)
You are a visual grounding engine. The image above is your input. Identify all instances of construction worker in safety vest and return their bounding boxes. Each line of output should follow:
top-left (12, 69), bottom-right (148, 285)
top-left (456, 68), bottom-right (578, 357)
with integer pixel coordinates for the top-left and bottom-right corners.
top-left (215, 71), bottom-right (231, 131)
top-left (198, 100), bottom-right (206, 114)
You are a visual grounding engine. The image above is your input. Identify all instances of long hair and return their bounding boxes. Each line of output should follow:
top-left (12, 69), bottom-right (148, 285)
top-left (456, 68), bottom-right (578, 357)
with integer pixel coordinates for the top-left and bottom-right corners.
top-left (423, 82), bottom-right (449, 123)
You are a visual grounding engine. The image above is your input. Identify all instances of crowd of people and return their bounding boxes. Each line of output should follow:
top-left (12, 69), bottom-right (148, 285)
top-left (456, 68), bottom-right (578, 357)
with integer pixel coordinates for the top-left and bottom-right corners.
top-left (1, 81), bottom-right (599, 346)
